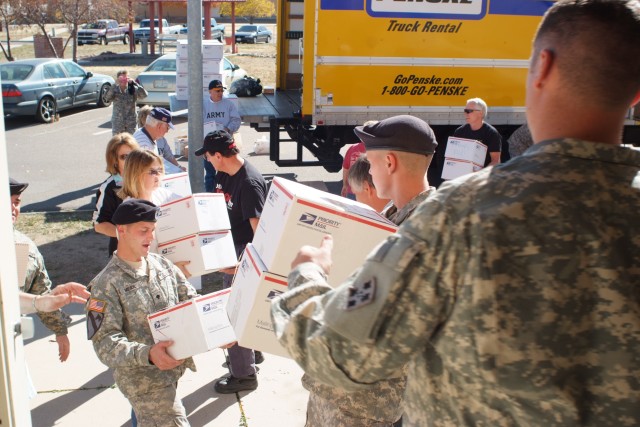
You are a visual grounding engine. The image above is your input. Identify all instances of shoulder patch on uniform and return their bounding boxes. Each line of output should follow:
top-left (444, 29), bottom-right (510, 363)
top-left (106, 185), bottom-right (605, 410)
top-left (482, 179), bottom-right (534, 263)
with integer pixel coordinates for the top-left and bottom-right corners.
top-left (88, 298), bottom-right (106, 313)
top-left (86, 311), bottom-right (104, 340)
top-left (346, 278), bottom-right (377, 311)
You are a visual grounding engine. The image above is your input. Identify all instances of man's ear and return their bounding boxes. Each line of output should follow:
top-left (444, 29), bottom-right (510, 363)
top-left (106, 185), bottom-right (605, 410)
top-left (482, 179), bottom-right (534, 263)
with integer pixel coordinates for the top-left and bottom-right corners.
top-left (386, 152), bottom-right (398, 174)
top-left (530, 48), bottom-right (555, 90)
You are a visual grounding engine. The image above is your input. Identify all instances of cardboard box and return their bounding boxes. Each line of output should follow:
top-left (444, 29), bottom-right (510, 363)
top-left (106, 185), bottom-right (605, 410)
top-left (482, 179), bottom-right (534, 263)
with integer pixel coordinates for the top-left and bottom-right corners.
top-left (177, 40), bottom-right (188, 57)
top-left (173, 135), bottom-right (188, 156)
top-left (252, 177), bottom-right (397, 286)
top-left (182, 144), bottom-right (189, 158)
top-left (161, 172), bottom-right (191, 198)
top-left (156, 193), bottom-right (231, 244)
top-left (227, 244), bottom-right (290, 358)
top-left (158, 231), bottom-right (237, 277)
top-left (175, 86), bottom-right (188, 101)
top-left (148, 289), bottom-right (236, 360)
top-left (203, 59), bottom-right (224, 74)
top-left (441, 159), bottom-right (483, 180)
top-left (441, 137), bottom-right (487, 180)
top-left (202, 40), bottom-right (224, 59)
top-left (263, 86), bottom-right (275, 95)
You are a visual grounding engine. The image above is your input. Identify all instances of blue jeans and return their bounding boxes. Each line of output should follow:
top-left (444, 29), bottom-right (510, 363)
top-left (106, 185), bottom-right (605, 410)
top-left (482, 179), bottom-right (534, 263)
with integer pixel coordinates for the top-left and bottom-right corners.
top-left (204, 159), bottom-right (216, 192)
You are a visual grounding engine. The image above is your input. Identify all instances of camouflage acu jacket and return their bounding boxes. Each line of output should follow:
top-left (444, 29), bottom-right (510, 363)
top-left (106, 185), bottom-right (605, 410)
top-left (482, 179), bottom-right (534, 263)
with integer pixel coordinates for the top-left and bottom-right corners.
top-left (87, 252), bottom-right (197, 399)
top-left (272, 139), bottom-right (640, 426)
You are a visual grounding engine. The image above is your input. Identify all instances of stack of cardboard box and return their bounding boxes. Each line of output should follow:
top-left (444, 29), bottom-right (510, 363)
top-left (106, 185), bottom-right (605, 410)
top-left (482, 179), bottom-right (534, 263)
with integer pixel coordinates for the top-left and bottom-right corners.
top-left (156, 175), bottom-right (237, 278)
top-left (226, 177), bottom-right (398, 358)
top-left (175, 39), bottom-right (225, 101)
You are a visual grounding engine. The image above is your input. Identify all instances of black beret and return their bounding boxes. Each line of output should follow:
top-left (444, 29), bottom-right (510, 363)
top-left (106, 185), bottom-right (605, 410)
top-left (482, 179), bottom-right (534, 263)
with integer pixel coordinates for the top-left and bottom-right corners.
top-left (112, 199), bottom-right (159, 225)
top-left (354, 115), bottom-right (438, 155)
top-left (194, 130), bottom-right (236, 156)
top-left (9, 177), bottom-right (28, 196)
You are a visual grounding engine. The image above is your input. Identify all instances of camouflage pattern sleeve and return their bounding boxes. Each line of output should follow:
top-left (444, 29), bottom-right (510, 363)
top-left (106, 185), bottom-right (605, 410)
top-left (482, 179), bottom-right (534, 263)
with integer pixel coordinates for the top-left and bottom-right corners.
top-left (17, 231), bottom-right (69, 336)
top-left (104, 84), bottom-right (116, 103)
top-left (272, 197), bottom-right (455, 389)
top-left (172, 262), bottom-right (197, 302)
top-left (136, 84), bottom-right (148, 101)
top-left (89, 276), bottom-right (153, 369)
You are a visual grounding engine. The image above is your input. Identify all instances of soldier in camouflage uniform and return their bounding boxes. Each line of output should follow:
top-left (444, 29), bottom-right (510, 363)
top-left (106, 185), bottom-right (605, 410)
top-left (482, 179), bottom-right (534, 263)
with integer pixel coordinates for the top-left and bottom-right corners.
top-left (10, 177), bottom-right (77, 362)
top-left (271, 1), bottom-right (640, 425)
top-left (293, 115), bottom-right (439, 427)
top-left (106, 69), bottom-right (148, 135)
top-left (86, 199), bottom-right (197, 426)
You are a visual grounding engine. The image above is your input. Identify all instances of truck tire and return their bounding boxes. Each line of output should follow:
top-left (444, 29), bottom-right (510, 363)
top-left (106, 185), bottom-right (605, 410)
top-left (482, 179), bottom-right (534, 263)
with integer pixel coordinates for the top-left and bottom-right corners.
top-left (217, 34), bottom-right (223, 43)
top-left (123, 33), bottom-right (129, 45)
top-left (97, 84), bottom-right (112, 108)
top-left (36, 97), bottom-right (56, 124)
top-left (266, 36), bottom-right (271, 43)
top-left (252, 36), bottom-right (257, 44)
top-left (99, 36), bottom-right (106, 45)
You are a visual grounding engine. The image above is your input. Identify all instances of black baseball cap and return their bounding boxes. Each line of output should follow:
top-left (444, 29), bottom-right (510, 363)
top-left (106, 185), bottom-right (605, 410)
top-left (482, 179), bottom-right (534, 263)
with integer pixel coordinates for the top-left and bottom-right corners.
top-left (112, 199), bottom-right (159, 225)
top-left (194, 130), bottom-right (236, 156)
top-left (354, 115), bottom-right (437, 155)
top-left (9, 178), bottom-right (28, 196)
top-left (208, 79), bottom-right (226, 90)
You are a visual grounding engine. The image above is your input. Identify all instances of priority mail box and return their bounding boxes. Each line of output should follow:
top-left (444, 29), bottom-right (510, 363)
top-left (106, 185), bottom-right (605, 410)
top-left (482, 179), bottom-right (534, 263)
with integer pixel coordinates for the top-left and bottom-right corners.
top-left (203, 59), bottom-right (224, 74)
top-left (148, 289), bottom-right (236, 360)
top-left (227, 244), bottom-right (290, 358)
top-left (252, 177), bottom-right (397, 286)
top-left (441, 159), bottom-right (483, 180)
top-left (156, 193), bottom-right (230, 244)
top-left (158, 231), bottom-right (237, 277)
top-left (177, 40), bottom-right (189, 57)
top-left (442, 136), bottom-right (487, 180)
top-left (161, 172), bottom-right (191, 198)
top-left (202, 40), bottom-right (224, 59)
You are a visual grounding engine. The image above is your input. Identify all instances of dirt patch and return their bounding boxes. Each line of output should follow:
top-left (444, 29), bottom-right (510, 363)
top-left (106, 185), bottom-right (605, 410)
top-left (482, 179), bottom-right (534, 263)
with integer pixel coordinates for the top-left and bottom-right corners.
top-left (17, 211), bottom-right (223, 293)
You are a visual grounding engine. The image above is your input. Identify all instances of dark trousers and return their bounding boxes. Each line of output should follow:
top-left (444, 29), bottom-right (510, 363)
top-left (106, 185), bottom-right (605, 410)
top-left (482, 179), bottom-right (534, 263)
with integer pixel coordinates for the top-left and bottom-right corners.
top-left (204, 159), bottom-right (216, 192)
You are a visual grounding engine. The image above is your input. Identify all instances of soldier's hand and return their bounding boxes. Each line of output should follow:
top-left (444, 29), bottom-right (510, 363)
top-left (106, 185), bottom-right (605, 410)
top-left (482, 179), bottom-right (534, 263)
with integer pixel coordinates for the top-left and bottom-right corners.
top-left (53, 282), bottom-right (91, 305)
top-left (56, 335), bottom-right (70, 362)
top-left (149, 341), bottom-right (184, 370)
top-left (291, 235), bottom-right (333, 274)
top-left (174, 261), bottom-right (192, 279)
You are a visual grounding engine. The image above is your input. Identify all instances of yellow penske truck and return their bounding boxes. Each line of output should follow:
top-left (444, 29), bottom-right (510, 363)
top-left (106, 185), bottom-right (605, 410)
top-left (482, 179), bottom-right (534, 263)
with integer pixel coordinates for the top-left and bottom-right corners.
top-left (237, 0), bottom-right (640, 173)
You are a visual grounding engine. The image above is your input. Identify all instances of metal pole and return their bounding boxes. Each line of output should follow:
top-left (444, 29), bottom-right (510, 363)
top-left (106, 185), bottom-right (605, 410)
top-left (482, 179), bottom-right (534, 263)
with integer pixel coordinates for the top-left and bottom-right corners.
top-left (187, 0), bottom-right (204, 192)
top-left (232, 3), bottom-right (237, 54)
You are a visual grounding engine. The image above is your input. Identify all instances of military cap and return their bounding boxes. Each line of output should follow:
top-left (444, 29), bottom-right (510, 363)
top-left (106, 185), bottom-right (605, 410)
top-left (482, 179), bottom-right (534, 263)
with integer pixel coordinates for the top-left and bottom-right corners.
top-left (194, 130), bottom-right (236, 156)
top-left (112, 199), bottom-right (159, 225)
top-left (354, 115), bottom-right (438, 155)
top-left (9, 177), bottom-right (29, 196)
top-left (150, 107), bottom-right (175, 130)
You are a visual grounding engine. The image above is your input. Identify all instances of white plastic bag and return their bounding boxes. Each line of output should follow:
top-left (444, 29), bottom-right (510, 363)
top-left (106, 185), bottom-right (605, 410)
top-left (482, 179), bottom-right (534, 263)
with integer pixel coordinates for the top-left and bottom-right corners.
top-left (254, 135), bottom-right (270, 155)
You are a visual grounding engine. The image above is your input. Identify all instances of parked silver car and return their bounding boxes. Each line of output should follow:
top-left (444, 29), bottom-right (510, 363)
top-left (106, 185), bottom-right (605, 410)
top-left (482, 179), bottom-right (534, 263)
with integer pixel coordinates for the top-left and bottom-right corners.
top-left (135, 53), bottom-right (247, 108)
top-left (1, 58), bottom-right (114, 123)
top-left (234, 25), bottom-right (272, 44)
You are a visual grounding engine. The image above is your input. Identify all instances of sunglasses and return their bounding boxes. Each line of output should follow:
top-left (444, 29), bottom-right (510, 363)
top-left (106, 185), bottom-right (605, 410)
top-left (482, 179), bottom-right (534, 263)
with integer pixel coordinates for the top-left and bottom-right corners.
top-left (464, 109), bottom-right (480, 114)
top-left (147, 168), bottom-right (163, 176)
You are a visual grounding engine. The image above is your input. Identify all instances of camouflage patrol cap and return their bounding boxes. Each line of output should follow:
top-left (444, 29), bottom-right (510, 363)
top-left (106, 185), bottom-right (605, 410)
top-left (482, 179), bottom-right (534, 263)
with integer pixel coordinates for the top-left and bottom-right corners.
top-left (354, 115), bottom-right (438, 155)
top-left (112, 199), bottom-right (159, 225)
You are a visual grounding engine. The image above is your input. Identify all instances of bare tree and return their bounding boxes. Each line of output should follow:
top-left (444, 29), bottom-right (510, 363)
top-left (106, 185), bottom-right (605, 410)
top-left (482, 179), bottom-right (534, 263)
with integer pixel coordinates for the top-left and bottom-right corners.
top-left (11, 0), bottom-right (63, 57)
top-left (0, 0), bottom-right (21, 61)
top-left (55, 0), bottom-right (128, 62)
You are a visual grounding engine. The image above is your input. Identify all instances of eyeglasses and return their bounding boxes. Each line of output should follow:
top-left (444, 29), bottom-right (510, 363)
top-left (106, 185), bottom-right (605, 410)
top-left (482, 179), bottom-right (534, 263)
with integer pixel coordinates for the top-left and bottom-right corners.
top-left (463, 109), bottom-right (480, 114)
top-left (147, 168), bottom-right (163, 176)
top-left (118, 153), bottom-right (129, 160)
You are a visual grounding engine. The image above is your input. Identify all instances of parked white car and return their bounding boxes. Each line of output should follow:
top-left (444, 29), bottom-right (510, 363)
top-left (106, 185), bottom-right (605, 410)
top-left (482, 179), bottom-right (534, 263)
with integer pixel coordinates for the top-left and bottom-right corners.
top-left (134, 53), bottom-right (247, 108)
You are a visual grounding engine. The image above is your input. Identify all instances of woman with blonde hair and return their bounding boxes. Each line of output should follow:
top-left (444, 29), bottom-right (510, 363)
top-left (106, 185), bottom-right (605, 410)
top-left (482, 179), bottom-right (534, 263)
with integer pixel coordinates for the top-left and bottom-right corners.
top-left (93, 132), bottom-right (140, 256)
top-left (118, 149), bottom-right (178, 205)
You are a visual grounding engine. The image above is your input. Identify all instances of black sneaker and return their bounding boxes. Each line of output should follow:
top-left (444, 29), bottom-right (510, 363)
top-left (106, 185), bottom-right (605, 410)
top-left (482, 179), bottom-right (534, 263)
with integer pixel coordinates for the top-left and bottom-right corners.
top-left (254, 351), bottom-right (265, 365)
top-left (214, 374), bottom-right (258, 394)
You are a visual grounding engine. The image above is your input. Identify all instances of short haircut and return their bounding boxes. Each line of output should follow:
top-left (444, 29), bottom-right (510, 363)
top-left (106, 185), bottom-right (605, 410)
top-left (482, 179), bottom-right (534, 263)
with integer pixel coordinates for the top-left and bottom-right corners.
top-left (348, 154), bottom-right (375, 192)
top-left (467, 97), bottom-right (488, 118)
top-left (210, 146), bottom-right (240, 158)
top-left (118, 149), bottom-right (164, 199)
top-left (137, 105), bottom-right (153, 128)
top-left (533, 0), bottom-right (640, 109)
top-left (105, 133), bottom-right (139, 175)
top-left (116, 69), bottom-right (128, 78)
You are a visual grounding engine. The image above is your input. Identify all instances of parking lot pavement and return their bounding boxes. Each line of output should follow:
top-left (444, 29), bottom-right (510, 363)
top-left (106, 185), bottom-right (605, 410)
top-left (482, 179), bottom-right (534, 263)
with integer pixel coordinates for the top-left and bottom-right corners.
top-left (26, 304), bottom-right (309, 426)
